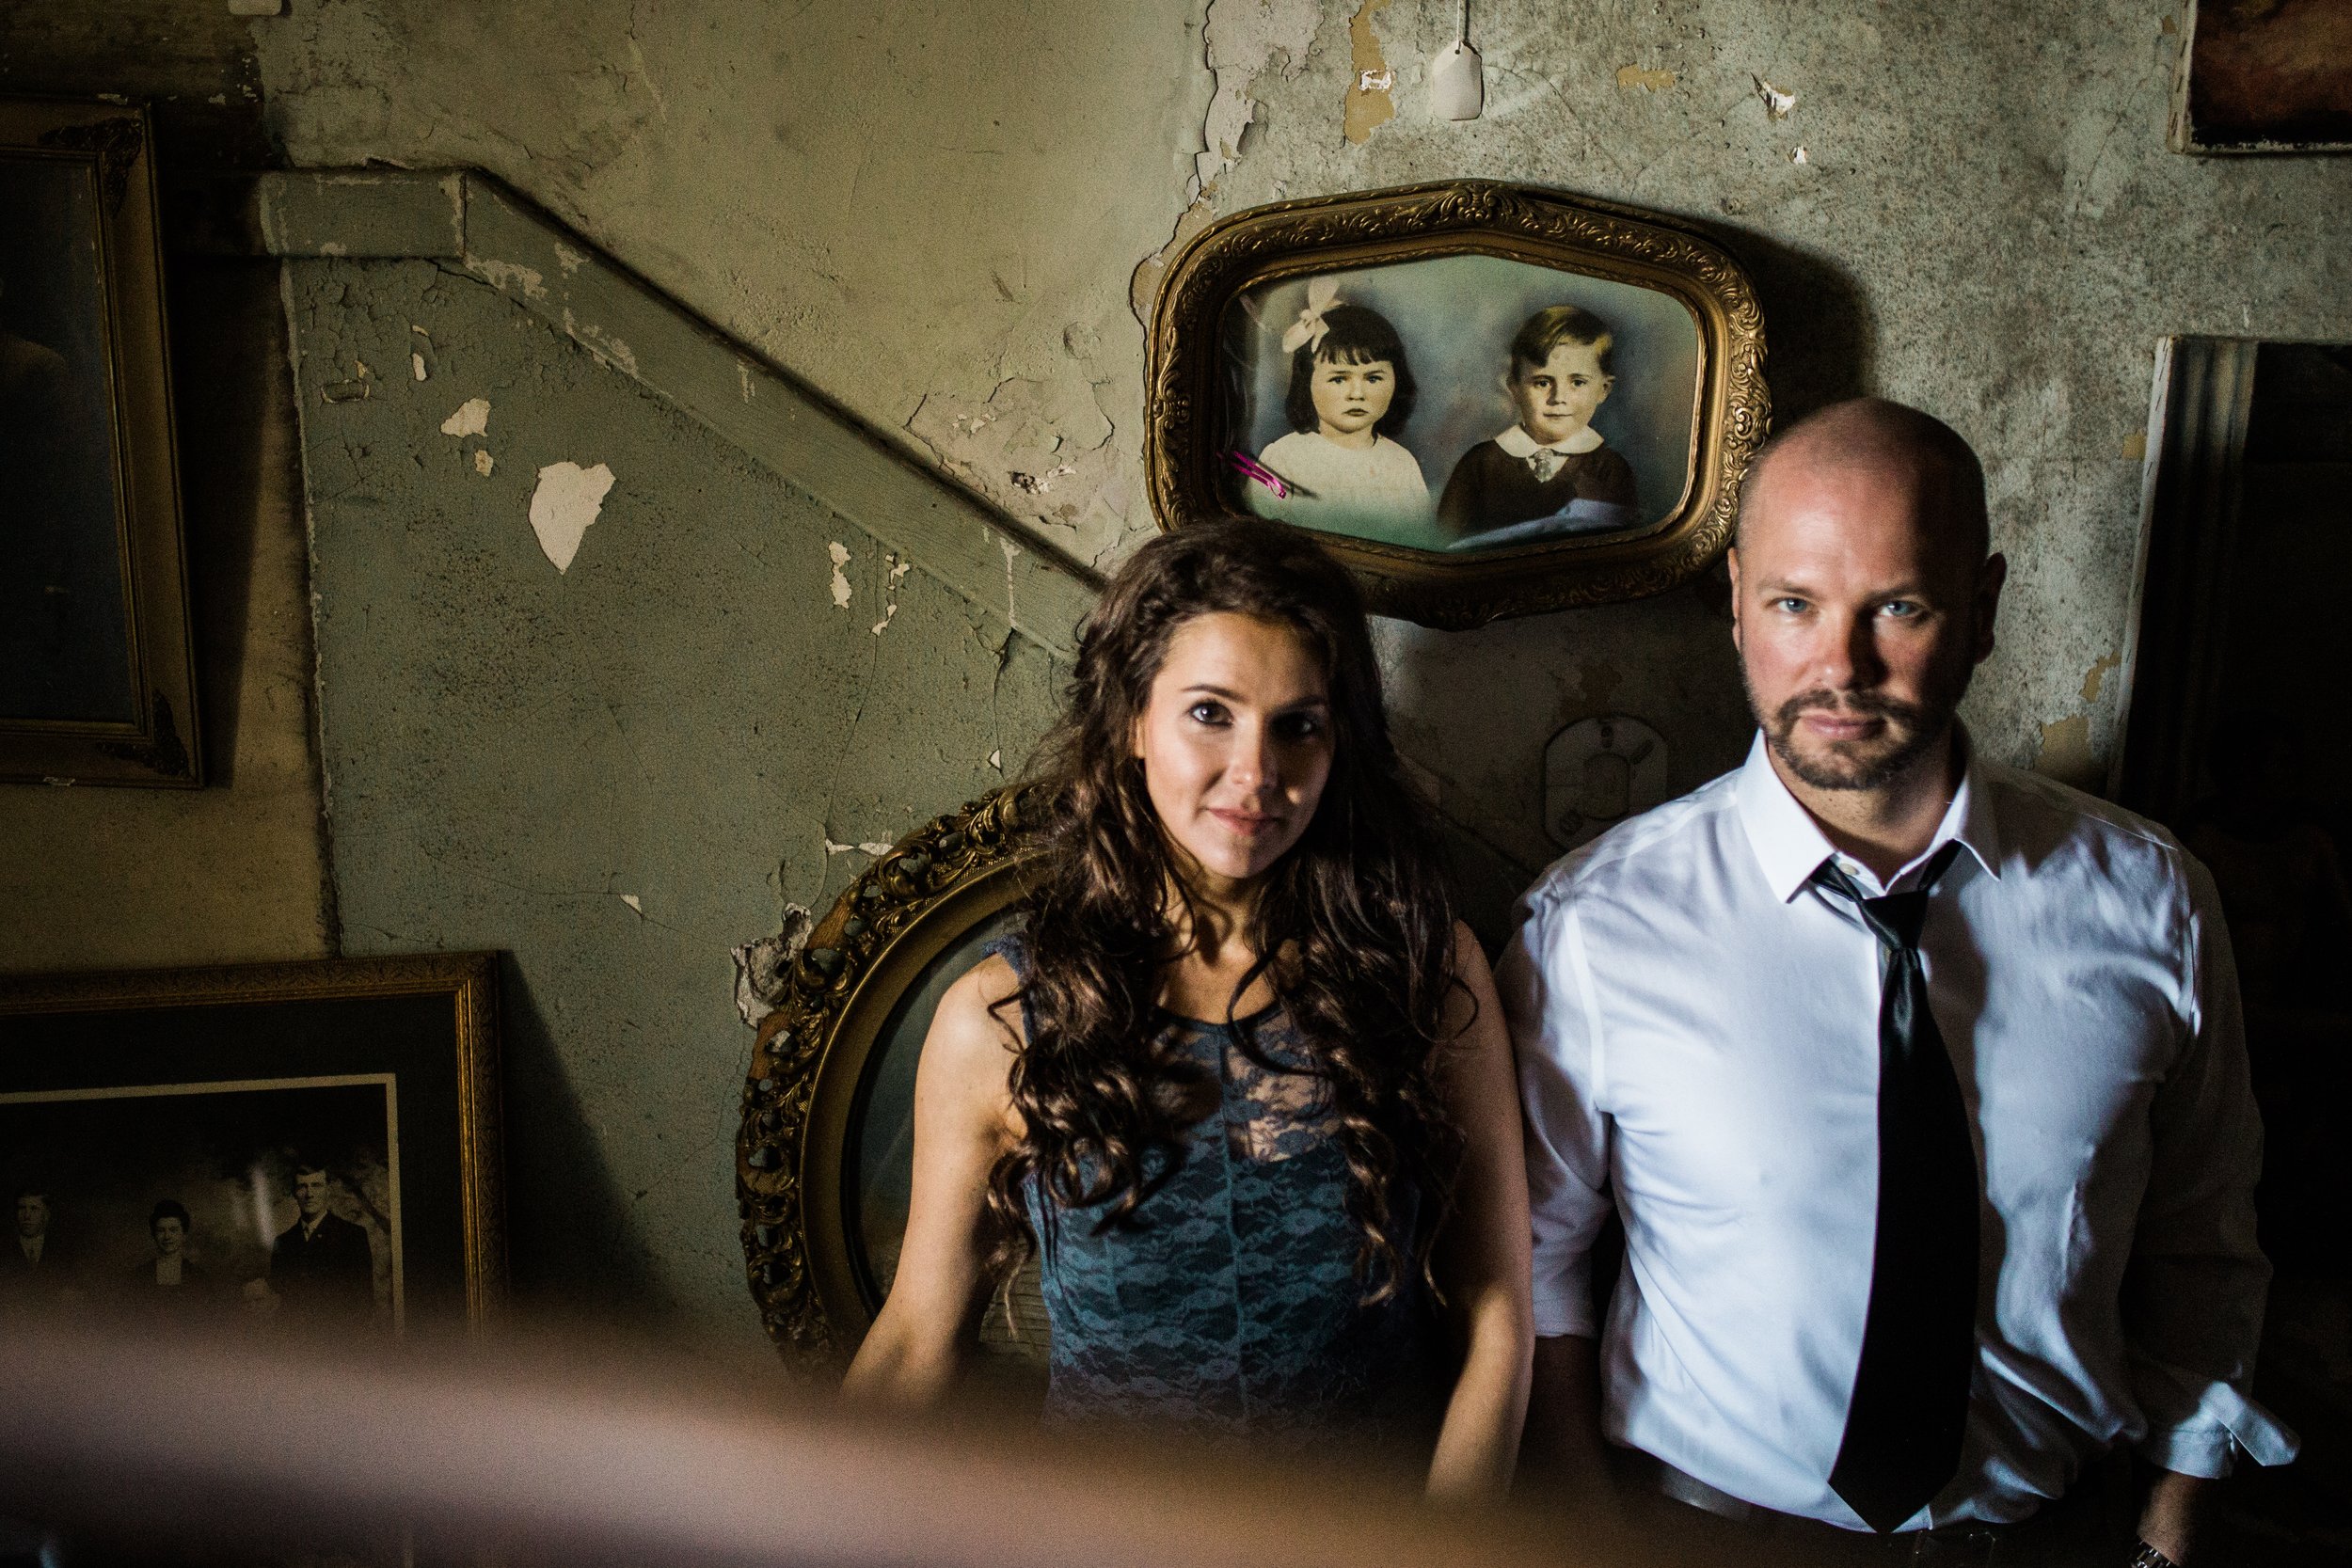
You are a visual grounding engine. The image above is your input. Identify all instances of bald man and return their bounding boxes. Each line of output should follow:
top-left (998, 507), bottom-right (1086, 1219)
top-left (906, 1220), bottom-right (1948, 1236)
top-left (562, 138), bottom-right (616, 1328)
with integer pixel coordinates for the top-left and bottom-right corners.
top-left (1503, 400), bottom-right (2291, 1565)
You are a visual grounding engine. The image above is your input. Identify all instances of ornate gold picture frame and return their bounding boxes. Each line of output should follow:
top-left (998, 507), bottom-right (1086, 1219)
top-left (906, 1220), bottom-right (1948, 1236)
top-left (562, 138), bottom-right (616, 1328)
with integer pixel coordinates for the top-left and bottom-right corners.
top-left (0, 954), bottom-right (505, 1333)
top-left (1146, 180), bottom-right (1769, 628)
top-left (0, 96), bottom-right (200, 785)
top-left (738, 787), bottom-right (1043, 1365)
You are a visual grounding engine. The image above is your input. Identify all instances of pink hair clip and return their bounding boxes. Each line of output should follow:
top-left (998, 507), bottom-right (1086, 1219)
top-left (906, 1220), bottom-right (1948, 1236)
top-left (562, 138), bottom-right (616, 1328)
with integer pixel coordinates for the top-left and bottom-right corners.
top-left (1227, 451), bottom-right (1288, 499)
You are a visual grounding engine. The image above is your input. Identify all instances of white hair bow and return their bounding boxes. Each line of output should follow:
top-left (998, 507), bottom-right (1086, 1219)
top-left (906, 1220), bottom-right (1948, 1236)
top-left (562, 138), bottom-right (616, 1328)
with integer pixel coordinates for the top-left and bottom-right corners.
top-left (1279, 277), bottom-right (1343, 356)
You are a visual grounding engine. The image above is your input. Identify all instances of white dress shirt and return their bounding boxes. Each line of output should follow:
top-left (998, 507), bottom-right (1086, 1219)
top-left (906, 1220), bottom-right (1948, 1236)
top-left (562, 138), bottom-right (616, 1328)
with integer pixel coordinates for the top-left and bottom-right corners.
top-left (1501, 734), bottom-right (2296, 1529)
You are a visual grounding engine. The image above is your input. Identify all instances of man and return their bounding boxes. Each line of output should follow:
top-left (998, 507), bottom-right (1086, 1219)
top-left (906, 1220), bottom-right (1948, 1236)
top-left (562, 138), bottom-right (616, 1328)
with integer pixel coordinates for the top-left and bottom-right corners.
top-left (1, 1187), bottom-right (67, 1303)
top-left (1502, 400), bottom-right (2291, 1564)
top-left (267, 1163), bottom-right (375, 1325)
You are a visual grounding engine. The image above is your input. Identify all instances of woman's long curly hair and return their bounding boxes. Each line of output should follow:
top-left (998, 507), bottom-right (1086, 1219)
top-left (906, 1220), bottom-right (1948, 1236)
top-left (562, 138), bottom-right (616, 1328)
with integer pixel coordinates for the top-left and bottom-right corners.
top-left (985, 519), bottom-right (1464, 1304)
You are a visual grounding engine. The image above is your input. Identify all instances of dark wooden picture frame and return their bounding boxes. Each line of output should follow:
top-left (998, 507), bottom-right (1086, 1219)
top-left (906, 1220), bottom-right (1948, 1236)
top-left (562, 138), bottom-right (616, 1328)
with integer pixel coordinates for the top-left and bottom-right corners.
top-left (0, 96), bottom-right (200, 786)
top-left (0, 954), bottom-right (506, 1335)
top-left (1145, 181), bottom-right (1770, 628)
top-left (2169, 0), bottom-right (2352, 155)
top-left (739, 788), bottom-right (1044, 1366)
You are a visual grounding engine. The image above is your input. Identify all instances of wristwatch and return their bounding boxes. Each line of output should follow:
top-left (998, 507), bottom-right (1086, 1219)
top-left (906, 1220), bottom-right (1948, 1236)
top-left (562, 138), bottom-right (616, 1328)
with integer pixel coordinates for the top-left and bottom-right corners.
top-left (2127, 1543), bottom-right (2181, 1568)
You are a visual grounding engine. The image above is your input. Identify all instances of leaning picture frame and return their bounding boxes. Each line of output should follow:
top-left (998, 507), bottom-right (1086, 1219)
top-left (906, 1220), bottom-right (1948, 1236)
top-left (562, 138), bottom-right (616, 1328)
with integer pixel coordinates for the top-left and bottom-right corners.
top-left (1145, 180), bottom-right (1769, 628)
top-left (739, 787), bottom-right (1047, 1369)
top-left (0, 954), bottom-right (505, 1338)
top-left (2169, 0), bottom-right (2352, 155)
top-left (0, 95), bottom-right (200, 786)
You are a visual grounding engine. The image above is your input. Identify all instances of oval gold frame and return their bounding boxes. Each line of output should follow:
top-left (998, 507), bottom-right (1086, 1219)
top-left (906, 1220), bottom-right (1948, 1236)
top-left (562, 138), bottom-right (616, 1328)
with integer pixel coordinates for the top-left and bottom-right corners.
top-left (1145, 180), bottom-right (1770, 629)
top-left (737, 785), bottom-right (1042, 1363)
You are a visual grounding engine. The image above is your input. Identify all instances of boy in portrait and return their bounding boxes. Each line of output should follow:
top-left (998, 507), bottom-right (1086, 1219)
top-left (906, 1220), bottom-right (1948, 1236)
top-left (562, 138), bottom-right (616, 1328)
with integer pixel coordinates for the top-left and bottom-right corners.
top-left (1438, 305), bottom-right (1639, 543)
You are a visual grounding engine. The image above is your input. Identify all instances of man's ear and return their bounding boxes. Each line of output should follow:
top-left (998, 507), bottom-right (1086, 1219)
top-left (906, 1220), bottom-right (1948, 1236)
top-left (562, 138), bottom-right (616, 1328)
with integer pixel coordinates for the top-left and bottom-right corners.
top-left (1726, 546), bottom-right (1745, 653)
top-left (1973, 552), bottom-right (2009, 665)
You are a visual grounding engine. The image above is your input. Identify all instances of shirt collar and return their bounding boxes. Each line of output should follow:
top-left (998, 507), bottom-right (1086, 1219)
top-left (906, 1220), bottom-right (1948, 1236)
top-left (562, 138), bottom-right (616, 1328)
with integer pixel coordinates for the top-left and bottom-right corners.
top-left (1494, 423), bottom-right (1604, 458)
top-left (1733, 729), bottom-right (2004, 903)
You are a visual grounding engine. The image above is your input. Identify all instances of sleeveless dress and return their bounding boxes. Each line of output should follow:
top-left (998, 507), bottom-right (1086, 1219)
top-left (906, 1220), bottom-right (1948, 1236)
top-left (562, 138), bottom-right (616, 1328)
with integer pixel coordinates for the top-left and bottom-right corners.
top-left (992, 935), bottom-right (1449, 1453)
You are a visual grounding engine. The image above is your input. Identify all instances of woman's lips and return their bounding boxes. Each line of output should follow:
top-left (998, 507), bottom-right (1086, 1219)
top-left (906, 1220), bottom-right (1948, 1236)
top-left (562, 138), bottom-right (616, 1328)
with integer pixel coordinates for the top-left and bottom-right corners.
top-left (1210, 808), bottom-right (1282, 836)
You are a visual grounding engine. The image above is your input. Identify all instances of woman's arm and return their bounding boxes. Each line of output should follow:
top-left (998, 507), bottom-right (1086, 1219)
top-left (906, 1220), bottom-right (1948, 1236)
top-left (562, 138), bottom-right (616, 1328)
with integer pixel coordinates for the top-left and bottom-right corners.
top-left (1423, 923), bottom-right (1536, 1502)
top-left (839, 956), bottom-right (1023, 1407)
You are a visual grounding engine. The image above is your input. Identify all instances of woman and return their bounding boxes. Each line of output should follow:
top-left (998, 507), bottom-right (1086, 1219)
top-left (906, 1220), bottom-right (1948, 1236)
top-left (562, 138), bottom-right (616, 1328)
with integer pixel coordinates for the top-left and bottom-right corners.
top-left (844, 520), bottom-right (1532, 1497)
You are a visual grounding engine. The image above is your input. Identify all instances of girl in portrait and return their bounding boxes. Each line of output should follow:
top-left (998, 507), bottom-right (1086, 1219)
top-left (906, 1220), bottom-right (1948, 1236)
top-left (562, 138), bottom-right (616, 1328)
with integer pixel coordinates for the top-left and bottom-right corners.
top-left (846, 521), bottom-right (1532, 1497)
top-left (1244, 281), bottom-right (1435, 536)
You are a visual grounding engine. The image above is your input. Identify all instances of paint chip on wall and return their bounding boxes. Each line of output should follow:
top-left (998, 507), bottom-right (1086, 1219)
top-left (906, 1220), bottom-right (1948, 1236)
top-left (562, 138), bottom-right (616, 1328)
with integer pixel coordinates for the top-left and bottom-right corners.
top-left (440, 397), bottom-right (490, 437)
top-left (1617, 65), bottom-right (1677, 91)
top-left (1344, 0), bottom-right (1396, 144)
top-left (619, 893), bottom-right (644, 915)
top-left (473, 449), bottom-right (495, 477)
top-left (528, 461), bottom-right (615, 573)
top-left (828, 542), bottom-right (853, 609)
top-left (410, 352), bottom-right (427, 382)
top-left (1754, 75), bottom-right (1798, 119)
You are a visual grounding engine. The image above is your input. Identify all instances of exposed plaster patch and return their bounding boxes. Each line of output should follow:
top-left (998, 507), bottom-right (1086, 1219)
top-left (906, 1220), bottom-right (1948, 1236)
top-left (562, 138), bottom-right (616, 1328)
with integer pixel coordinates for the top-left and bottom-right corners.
top-left (1616, 65), bottom-right (1677, 91)
top-left (823, 839), bottom-right (897, 856)
top-left (527, 461), bottom-right (616, 573)
top-left (906, 376), bottom-right (1126, 546)
top-left (561, 308), bottom-right (640, 376)
top-left (410, 352), bottom-right (427, 382)
top-left (1344, 0), bottom-right (1396, 145)
top-left (1194, 0), bottom-right (1323, 196)
top-left (828, 541), bottom-right (853, 609)
top-left (988, 749), bottom-right (1002, 771)
top-left (2122, 432), bottom-right (2148, 461)
top-left (738, 360), bottom-right (755, 403)
top-left (2080, 651), bottom-right (2122, 704)
top-left (440, 397), bottom-right (491, 437)
top-left (2033, 714), bottom-right (2098, 788)
top-left (553, 241), bottom-right (587, 275)
top-left (1792, 145), bottom-right (1810, 165)
top-left (619, 893), bottom-right (644, 916)
top-left (1755, 75), bottom-right (1798, 119)
top-left (471, 257), bottom-right (548, 300)
top-left (872, 553), bottom-right (912, 635)
top-left (1000, 532), bottom-right (1022, 625)
top-left (732, 903), bottom-right (812, 1029)
top-left (473, 449), bottom-right (495, 477)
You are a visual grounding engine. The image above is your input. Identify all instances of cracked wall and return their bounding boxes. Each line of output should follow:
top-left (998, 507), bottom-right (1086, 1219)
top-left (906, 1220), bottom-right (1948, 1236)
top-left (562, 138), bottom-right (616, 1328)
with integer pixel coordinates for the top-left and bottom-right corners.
top-left (255, 0), bottom-right (2352, 914)
top-left (285, 257), bottom-right (1059, 1341)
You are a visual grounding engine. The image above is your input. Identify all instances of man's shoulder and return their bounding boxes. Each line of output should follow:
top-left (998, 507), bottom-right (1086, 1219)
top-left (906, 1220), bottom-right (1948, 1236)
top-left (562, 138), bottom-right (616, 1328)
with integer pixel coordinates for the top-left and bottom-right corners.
top-left (1519, 769), bottom-right (1744, 917)
top-left (1977, 757), bottom-right (2188, 873)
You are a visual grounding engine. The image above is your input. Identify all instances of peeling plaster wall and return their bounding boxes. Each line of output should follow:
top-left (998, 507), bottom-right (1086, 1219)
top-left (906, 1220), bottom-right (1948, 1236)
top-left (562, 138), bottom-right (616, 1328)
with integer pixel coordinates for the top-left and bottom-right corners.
top-left (255, 0), bottom-right (2352, 909)
top-left (285, 257), bottom-right (1059, 1338)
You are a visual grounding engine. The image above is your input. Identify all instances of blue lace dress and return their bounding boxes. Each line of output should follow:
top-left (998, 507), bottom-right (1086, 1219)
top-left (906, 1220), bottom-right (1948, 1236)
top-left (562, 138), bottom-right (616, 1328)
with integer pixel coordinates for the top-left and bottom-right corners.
top-left (993, 936), bottom-right (1448, 1451)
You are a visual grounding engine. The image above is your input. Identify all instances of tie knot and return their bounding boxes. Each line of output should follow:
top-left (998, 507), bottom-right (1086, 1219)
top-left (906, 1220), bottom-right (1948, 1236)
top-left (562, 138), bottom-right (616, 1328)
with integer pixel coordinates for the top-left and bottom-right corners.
top-left (1810, 841), bottom-right (1963, 953)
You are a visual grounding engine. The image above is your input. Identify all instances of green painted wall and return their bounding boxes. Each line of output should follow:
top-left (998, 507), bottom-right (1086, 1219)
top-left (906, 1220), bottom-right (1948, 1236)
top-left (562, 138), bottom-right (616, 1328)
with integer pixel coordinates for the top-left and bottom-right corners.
top-left (284, 257), bottom-right (1061, 1336)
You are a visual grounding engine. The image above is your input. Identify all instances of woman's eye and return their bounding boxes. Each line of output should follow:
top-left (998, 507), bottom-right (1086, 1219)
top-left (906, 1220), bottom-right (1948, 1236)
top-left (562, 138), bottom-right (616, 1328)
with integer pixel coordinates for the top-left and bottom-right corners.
top-left (1275, 713), bottom-right (1326, 742)
top-left (1187, 702), bottom-right (1230, 725)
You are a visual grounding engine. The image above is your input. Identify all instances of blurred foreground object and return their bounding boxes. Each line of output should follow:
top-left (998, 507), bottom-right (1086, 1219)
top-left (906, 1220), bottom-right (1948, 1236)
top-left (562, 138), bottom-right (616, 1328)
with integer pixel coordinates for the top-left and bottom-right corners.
top-left (0, 1320), bottom-right (1641, 1568)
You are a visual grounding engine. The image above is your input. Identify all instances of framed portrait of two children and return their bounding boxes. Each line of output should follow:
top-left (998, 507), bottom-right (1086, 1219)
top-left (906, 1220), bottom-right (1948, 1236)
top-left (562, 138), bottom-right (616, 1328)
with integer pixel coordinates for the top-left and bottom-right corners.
top-left (1146, 181), bottom-right (1770, 627)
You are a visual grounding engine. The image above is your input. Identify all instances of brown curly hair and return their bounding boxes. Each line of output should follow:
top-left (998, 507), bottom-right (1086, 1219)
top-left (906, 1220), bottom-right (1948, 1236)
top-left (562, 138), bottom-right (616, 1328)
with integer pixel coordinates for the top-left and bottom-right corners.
top-left (984, 519), bottom-right (1464, 1304)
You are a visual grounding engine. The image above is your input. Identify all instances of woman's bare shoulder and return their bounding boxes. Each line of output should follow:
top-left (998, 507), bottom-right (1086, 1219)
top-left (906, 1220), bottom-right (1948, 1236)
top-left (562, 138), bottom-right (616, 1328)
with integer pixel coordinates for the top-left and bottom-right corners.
top-left (922, 952), bottom-right (1026, 1089)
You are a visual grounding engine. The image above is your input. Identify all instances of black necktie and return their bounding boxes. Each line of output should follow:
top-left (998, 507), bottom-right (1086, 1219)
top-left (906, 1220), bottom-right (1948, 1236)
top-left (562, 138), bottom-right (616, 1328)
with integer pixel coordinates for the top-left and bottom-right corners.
top-left (1810, 840), bottom-right (1979, 1533)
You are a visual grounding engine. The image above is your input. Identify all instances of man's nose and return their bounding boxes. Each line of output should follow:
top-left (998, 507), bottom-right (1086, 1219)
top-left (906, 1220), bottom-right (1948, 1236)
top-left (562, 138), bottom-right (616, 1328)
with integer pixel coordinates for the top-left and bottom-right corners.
top-left (1817, 612), bottom-right (1884, 689)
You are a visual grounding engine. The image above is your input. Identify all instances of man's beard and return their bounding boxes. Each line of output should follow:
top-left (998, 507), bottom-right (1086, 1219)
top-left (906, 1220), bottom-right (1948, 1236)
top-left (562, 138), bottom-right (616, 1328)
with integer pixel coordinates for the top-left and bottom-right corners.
top-left (1750, 679), bottom-right (1961, 793)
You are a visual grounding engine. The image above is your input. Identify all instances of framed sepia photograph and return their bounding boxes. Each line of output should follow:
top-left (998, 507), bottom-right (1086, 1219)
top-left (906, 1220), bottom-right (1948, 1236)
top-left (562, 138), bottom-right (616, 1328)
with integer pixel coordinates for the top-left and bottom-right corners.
top-left (0, 95), bottom-right (200, 786)
top-left (739, 788), bottom-right (1046, 1370)
top-left (1145, 181), bottom-right (1769, 627)
top-left (0, 954), bottom-right (504, 1338)
top-left (2170, 0), bottom-right (2352, 154)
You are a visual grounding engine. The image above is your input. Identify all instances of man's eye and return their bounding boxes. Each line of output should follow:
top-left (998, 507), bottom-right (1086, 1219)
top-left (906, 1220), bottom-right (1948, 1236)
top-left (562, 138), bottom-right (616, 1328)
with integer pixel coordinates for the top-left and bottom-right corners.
top-left (1772, 596), bottom-right (1809, 613)
top-left (1568, 376), bottom-right (1590, 388)
top-left (1881, 600), bottom-right (1924, 620)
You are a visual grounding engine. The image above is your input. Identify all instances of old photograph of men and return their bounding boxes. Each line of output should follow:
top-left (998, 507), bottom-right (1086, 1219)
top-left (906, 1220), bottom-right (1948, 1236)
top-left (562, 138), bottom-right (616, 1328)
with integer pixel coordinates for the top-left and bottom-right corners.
top-left (0, 1076), bottom-right (400, 1334)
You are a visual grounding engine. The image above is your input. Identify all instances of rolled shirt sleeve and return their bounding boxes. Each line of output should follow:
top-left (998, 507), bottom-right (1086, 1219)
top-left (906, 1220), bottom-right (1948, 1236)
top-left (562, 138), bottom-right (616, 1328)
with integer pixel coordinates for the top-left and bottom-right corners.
top-left (1498, 883), bottom-right (1615, 1339)
top-left (2122, 855), bottom-right (2297, 1475)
